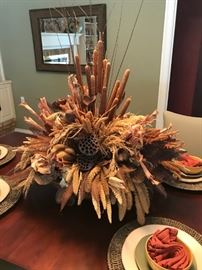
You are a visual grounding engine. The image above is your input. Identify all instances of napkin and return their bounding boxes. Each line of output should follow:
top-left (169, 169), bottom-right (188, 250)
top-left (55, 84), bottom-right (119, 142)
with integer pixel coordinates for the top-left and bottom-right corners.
top-left (178, 153), bottom-right (202, 167)
top-left (147, 227), bottom-right (191, 270)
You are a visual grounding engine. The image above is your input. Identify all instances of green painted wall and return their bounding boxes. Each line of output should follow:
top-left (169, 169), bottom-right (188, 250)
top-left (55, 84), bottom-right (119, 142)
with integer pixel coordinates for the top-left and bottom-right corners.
top-left (0, 0), bottom-right (165, 129)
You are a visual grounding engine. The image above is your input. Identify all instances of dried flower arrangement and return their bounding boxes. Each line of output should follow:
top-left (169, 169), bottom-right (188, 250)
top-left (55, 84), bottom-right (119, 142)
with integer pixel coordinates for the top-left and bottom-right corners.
top-left (10, 40), bottom-right (184, 225)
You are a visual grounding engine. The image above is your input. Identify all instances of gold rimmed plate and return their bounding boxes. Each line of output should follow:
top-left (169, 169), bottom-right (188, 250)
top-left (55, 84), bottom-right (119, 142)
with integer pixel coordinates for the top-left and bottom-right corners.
top-left (163, 176), bottom-right (202, 191)
top-left (0, 177), bottom-right (21, 215)
top-left (0, 178), bottom-right (10, 202)
top-left (179, 176), bottom-right (202, 184)
top-left (0, 145), bottom-right (8, 160)
top-left (181, 172), bottom-right (202, 179)
top-left (0, 144), bottom-right (16, 167)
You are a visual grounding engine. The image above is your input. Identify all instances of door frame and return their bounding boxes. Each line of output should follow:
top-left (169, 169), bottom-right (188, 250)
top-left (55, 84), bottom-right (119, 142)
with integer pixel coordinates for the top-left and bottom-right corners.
top-left (156, 0), bottom-right (178, 128)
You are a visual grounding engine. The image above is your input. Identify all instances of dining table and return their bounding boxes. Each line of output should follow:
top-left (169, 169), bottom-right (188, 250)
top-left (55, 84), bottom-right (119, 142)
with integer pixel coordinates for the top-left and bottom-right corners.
top-left (0, 131), bottom-right (202, 270)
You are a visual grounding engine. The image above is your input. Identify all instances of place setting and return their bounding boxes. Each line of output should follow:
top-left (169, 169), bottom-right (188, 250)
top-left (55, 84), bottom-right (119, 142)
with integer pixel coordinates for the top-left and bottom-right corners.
top-left (0, 144), bottom-right (16, 167)
top-left (162, 153), bottom-right (202, 191)
top-left (0, 175), bottom-right (21, 215)
top-left (107, 216), bottom-right (202, 270)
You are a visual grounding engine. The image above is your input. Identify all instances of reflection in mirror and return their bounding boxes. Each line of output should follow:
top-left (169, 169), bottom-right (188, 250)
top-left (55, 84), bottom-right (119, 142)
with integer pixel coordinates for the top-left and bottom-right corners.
top-left (40, 16), bottom-right (97, 65)
top-left (29, 4), bottom-right (106, 72)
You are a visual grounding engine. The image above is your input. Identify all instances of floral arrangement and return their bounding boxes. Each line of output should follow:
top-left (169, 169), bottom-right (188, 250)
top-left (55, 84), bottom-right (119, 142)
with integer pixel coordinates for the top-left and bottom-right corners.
top-left (11, 40), bottom-right (184, 224)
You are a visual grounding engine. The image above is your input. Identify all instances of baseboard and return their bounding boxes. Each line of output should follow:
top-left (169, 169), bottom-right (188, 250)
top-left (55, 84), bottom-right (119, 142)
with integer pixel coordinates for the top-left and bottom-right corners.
top-left (14, 128), bottom-right (33, 135)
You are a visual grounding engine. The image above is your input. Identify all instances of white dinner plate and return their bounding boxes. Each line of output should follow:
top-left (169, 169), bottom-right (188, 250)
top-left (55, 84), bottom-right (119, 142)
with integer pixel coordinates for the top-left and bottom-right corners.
top-left (0, 145), bottom-right (8, 160)
top-left (179, 176), bottom-right (202, 183)
top-left (121, 224), bottom-right (202, 270)
top-left (0, 178), bottom-right (10, 203)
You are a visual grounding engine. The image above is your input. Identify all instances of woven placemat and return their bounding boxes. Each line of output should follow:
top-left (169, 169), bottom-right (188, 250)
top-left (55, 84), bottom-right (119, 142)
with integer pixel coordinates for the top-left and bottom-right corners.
top-left (0, 178), bottom-right (21, 215)
top-left (107, 216), bottom-right (202, 270)
top-left (0, 259), bottom-right (25, 270)
top-left (163, 177), bottom-right (202, 191)
top-left (0, 144), bottom-right (16, 167)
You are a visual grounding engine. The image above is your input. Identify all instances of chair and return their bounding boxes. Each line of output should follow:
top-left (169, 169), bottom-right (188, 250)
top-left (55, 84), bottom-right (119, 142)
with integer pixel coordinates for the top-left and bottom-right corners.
top-left (163, 111), bottom-right (202, 157)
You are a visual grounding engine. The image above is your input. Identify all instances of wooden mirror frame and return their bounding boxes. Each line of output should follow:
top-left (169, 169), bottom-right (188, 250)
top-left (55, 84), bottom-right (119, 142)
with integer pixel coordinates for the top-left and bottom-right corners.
top-left (29, 4), bottom-right (106, 73)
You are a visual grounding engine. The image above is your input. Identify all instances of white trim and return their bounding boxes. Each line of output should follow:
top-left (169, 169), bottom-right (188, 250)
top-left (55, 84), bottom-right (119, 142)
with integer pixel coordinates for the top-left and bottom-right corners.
top-left (156, 0), bottom-right (178, 128)
top-left (14, 128), bottom-right (33, 135)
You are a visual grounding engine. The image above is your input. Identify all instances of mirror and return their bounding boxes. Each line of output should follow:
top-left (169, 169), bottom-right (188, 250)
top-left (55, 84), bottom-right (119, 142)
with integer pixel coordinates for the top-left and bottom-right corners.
top-left (29, 4), bottom-right (106, 73)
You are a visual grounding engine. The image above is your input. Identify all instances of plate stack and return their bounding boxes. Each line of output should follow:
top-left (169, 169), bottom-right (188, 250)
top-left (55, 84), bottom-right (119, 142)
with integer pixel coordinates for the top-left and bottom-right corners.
top-left (0, 144), bottom-right (21, 215)
top-left (0, 177), bottom-right (10, 203)
top-left (162, 154), bottom-right (202, 191)
top-left (0, 145), bottom-right (8, 160)
top-left (0, 144), bottom-right (16, 167)
top-left (176, 155), bottom-right (202, 184)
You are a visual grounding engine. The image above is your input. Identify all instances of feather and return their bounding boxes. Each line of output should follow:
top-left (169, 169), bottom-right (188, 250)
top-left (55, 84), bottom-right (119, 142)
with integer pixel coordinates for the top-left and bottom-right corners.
top-left (60, 184), bottom-right (73, 211)
top-left (133, 190), bottom-right (145, 225)
top-left (108, 176), bottom-right (126, 189)
top-left (99, 182), bottom-right (107, 210)
top-left (125, 191), bottom-right (133, 210)
top-left (106, 198), bottom-right (112, 223)
top-left (91, 178), bottom-right (101, 219)
top-left (65, 165), bottom-right (77, 184)
top-left (85, 166), bottom-right (101, 192)
top-left (110, 186), bottom-right (123, 205)
top-left (100, 177), bottom-right (110, 196)
top-left (118, 191), bottom-right (127, 221)
top-left (134, 183), bottom-right (150, 214)
top-left (77, 178), bottom-right (86, 206)
top-left (72, 167), bottom-right (81, 195)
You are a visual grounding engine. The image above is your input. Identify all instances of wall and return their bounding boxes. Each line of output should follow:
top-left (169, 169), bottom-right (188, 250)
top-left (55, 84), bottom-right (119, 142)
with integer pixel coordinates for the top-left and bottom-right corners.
top-left (168, 0), bottom-right (202, 117)
top-left (0, 0), bottom-right (165, 128)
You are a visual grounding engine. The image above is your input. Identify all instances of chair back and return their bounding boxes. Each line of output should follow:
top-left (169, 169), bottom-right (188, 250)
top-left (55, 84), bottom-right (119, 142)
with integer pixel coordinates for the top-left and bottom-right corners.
top-left (163, 111), bottom-right (202, 157)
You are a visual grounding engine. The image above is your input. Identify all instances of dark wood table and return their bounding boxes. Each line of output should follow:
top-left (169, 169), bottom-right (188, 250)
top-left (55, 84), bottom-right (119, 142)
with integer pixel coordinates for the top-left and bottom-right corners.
top-left (0, 132), bottom-right (202, 270)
